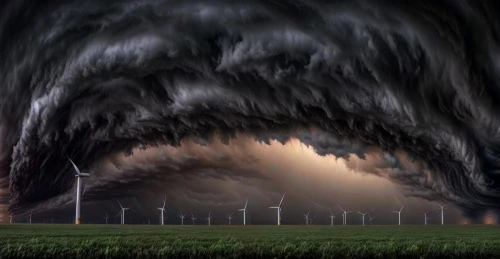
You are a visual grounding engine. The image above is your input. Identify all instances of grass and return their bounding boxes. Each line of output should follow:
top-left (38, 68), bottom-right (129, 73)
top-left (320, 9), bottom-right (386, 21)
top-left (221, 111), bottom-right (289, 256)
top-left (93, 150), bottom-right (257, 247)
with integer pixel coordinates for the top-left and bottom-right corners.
top-left (0, 224), bottom-right (499, 258)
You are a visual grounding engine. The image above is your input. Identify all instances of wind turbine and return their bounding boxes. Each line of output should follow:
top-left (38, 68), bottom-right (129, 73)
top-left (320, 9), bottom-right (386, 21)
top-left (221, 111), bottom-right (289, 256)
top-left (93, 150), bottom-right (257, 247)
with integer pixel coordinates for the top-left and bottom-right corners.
top-left (309, 215), bottom-right (316, 225)
top-left (393, 206), bottom-right (404, 225)
top-left (104, 211), bottom-right (109, 224)
top-left (238, 198), bottom-right (249, 225)
top-left (328, 209), bottom-right (336, 226)
top-left (158, 195), bottom-right (167, 225)
top-left (337, 205), bottom-right (350, 225)
top-left (207, 211), bottom-right (212, 226)
top-left (438, 204), bottom-right (446, 225)
top-left (269, 193), bottom-right (286, 225)
top-left (368, 214), bottom-right (375, 225)
top-left (190, 212), bottom-right (197, 225)
top-left (29, 211), bottom-right (32, 224)
top-left (226, 213), bottom-right (233, 225)
top-left (179, 213), bottom-right (187, 225)
top-left (303, 211), bottom-right (310, 225)
top-left (9, 214), bottom-right (12, 224)
top-left (423, 210), bottom-right (430, 225)
top-left (68, 157), bottom-right (90, 224)
top-left (116, 200), bottom-right (129, 225)
top-left (358, 211), bottom-right (367, 226)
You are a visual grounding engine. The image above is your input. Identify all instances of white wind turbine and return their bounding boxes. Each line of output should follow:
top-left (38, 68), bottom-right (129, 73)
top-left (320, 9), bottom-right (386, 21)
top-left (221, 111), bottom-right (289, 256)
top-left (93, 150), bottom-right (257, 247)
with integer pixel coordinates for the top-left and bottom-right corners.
top-left (238, 198), bottom-right (249, 225)
top-left (179, 213), bottom-right (187, 225)
top-left (29, 211), bottom-right (33, 224)
top-left (368, 214), bottom-right (375, 225)
top-left (423, 210), bottom-right (430, 225)
top-left (190, 212), bottom-right (197, 225)
top-left (438, 204), bottom-right (446, 225)
top-left (358, 211), bottom-right (367, 226)
top-left (206, 211), bottom-right (212, 226)
top-left (157, 195), bottom-right (167, 225)
top-left (328, 209), bottom-right (336, 226)
top-left (104, 211), bottom-right (109, 224)
top-left (269, 193), bottom-right (286, 225)
top-left (116, 200), bottom-right (129, 225)
top-left (337, 205), bottom-right (351, 225)
top-left (68, 157), bottom-right (90, 224)
top-left (303, 211), bottom-right (310, 225)
top-left (393, 206), bottom-right (404, 225)
top-left (309, 215), bottom-right (316, 225)
top-left (226, 213), bottom-right (233, 225)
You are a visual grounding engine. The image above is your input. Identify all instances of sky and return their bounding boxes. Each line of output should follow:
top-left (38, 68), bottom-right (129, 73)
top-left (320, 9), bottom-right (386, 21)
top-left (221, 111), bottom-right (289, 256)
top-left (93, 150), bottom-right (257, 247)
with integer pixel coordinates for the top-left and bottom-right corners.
top-left (2, 0), bottom-right (500, 225)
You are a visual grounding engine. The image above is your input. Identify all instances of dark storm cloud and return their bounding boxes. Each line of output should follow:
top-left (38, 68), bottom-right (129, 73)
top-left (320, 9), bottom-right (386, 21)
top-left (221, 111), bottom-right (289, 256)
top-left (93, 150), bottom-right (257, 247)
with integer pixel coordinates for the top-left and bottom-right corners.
top-left (2, 0), bottom-right (500, 218)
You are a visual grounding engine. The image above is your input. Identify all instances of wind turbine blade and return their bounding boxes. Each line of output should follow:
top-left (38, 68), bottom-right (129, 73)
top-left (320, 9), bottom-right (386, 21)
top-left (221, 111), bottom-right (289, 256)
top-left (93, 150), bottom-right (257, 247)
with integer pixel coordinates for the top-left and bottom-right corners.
top-left (163, 195), bottom-right (166, 209)
top-left (278, 193), bottom-right (286, 207)
top-left (244, 198), bottom-right (248, 209)
top-left (116, 200), bottom-right (123, 209)
top-left (337, 204), bottom-right (345, 212)
top-left (68, 157), bottom-right (81, 175)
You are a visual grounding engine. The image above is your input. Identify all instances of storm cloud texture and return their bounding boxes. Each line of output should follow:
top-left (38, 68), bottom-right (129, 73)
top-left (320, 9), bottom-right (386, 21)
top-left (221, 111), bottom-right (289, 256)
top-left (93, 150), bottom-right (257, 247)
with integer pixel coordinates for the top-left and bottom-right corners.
top-left (1, 0), bottom-right (500, 221)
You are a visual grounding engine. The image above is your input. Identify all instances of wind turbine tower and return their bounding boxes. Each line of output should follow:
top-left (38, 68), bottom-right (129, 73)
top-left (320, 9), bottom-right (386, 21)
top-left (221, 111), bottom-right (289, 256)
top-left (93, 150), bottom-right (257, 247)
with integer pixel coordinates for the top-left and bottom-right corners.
top-left (303, 211), bottom-right (310, 225)
top-left (423, 210), bottom-right (430, 225)
top-left (438, 204), bottom-right (446, 225)
top-left (358, 211), bottom-right (367, 226)
top-left (29, 211), bottom-right (32, 224)
top-left (269, 193), bottom-right (286, 225)
top-left (328, 209), bottom-right (336, 226)
top-left (116, 200), bottom-right (129, 225)
top-left (207, 211), bottom-right (212, 226)
top-left (393, 206), bottom-right (404, 225)
top-left (226, 213), bottom-right (233, 225)
top-left (68, 157), bottom-right (90, 224)
top-left (158, 195), bottom-right (167, 225)
top-left (179, 213), bottom-right (187, 225)
top-left (238, 198), bottom-right (249, 225)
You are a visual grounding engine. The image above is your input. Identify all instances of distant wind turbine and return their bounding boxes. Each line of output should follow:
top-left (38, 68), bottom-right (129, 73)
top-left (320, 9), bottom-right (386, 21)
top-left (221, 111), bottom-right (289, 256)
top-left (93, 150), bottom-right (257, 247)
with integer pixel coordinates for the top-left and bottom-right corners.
top-left (269, 193), bottom-right (286, 225)
top-left (393, 206), bottom-right (404, 225)
top-left (179, 213), bottom-right (187, 225)
top-left (303, 211), bottom-right (310, 225)
top-left (68, 157), bottom-right (90, 224)
top-left (9, 214), bottom-right (12, 224)
top-left (328, 209), bottom-right (336, 226)
top-left (337, 205), bottom-right (351, 225)
top-left (438, 204), bottom-right (446, 225)
top-left (357, 211), bottom-right (367, 226)
top-left (309, 215), bottom-right (316, 225)
top-left (116, 200), bottom-right (129, 225)
top-left (238, 198), bottom-right (249, 225)
top-left (207, 211), bottom-right (212, 226)
top-left (368, 214), bottom-right (375, 224)
top-left (190, 212), bottom-right (197, 225)
top-left (104, 211), bottom-right (109, 224)
top-left (158, 195), bottom-right (167, 225)
top-left (29, 211), bottom-right (33, 224)
top-left (423, 210), bottom-right (430, 225)
top-left (226, 213), bottom-right (233, 225)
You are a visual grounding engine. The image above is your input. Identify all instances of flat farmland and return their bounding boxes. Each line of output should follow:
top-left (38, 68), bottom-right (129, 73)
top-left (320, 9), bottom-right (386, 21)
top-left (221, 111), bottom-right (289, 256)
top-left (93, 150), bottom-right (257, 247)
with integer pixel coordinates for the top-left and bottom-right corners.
top-left (1, 224), bottom-right (499, 258)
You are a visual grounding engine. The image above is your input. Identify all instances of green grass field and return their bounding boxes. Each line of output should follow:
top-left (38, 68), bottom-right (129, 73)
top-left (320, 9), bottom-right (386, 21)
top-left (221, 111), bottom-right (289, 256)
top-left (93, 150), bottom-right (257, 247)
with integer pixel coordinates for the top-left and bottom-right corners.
top-left (0, 224), bottom-right (499, 258)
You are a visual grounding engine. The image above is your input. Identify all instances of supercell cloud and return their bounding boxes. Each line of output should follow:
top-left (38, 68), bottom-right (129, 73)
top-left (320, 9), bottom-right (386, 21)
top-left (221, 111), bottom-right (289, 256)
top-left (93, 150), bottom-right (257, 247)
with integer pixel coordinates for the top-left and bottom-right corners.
top-left (1, 0), bottom-right (500, 217)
